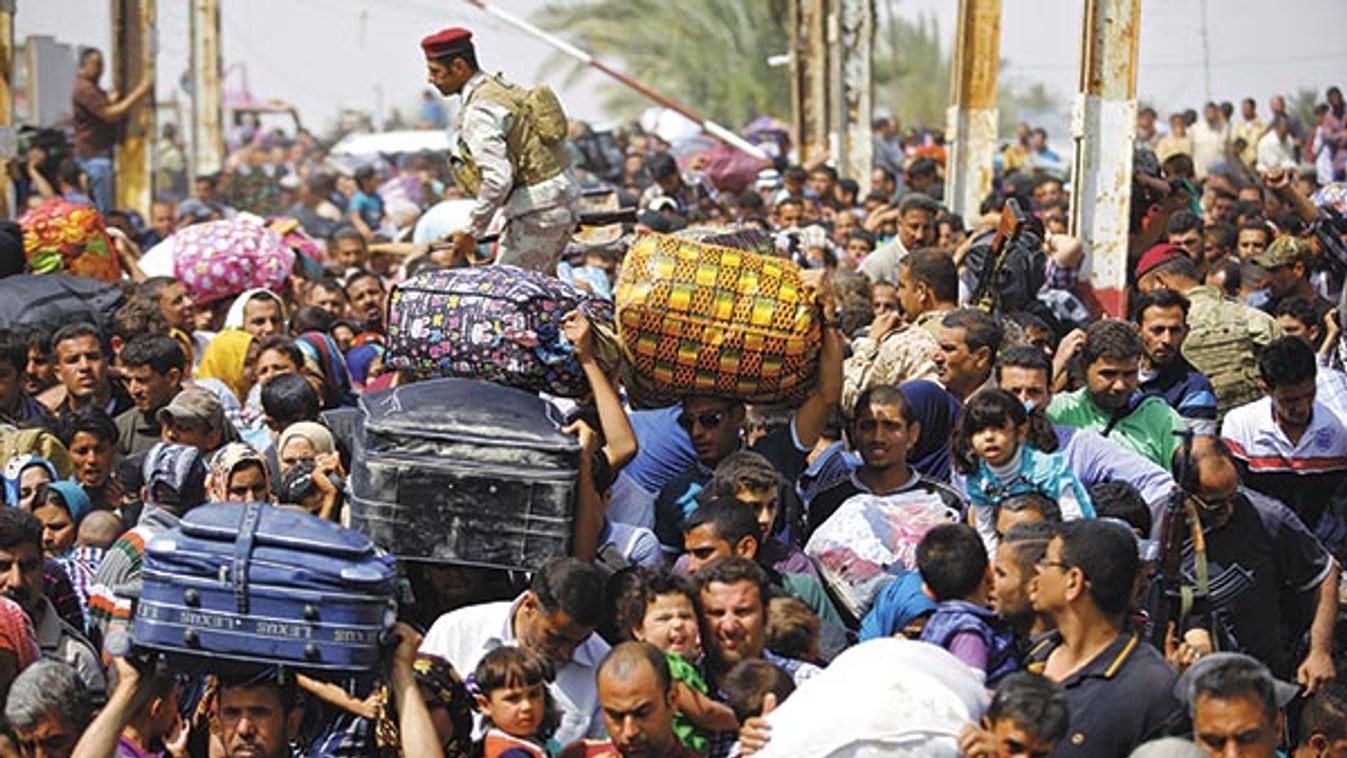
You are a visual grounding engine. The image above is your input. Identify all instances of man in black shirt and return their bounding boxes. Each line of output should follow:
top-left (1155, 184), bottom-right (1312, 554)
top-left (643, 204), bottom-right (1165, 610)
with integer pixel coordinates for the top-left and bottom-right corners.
top-left (1178, 439), bottom-right (1338, 690)
top-left (1027, 520), bottom-right (1180, 757)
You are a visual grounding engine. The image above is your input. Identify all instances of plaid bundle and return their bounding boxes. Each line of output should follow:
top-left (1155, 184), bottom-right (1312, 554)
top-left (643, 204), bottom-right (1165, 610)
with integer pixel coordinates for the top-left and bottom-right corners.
top-left (615, 232), bottom-right (821, 407)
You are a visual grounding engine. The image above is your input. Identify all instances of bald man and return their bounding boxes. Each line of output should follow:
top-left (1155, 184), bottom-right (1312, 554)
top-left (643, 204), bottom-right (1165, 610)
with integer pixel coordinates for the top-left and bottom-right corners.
top-left (1176, 438), bottom-right (1338, 692)
top-left (559, 642), bottom-right (700, 758)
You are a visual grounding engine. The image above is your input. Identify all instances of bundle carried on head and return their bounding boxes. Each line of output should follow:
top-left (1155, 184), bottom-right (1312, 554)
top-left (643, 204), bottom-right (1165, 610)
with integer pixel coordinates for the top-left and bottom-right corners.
top-left (384, 264), bottom-right (619, 398)
top-left (614, 231), bottom-right (822, 408)
top-left (18, 198), bottom-right (120, 282)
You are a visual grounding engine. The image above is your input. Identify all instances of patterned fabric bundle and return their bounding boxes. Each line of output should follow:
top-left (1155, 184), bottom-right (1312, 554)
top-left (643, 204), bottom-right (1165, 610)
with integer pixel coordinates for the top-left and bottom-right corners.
top-left (384, 265), bottom-right (617, 397)
top-left (615, 231), bottom-right (821, 407)
top-left (804, 493), bottom-right (959, 621)
top-left (171, 219), bottom-right (296, 305)
top-left (18, 198), bottom-right (120, 282)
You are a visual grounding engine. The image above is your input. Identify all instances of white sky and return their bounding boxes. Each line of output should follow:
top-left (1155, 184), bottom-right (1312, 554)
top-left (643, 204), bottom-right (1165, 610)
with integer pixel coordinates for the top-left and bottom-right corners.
top-left (19, 0), bottom-right (1347, 136)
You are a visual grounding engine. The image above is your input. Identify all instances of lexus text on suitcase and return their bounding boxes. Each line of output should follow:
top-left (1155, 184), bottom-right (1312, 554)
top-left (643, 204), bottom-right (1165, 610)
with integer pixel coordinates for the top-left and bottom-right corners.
top-left (132, 502), bottom-right (399, 674)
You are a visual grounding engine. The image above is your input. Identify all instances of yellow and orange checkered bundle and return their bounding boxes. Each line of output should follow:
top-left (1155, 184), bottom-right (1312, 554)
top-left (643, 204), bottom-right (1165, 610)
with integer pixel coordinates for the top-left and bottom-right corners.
top-left (615, 232), bottom-right (822, 407)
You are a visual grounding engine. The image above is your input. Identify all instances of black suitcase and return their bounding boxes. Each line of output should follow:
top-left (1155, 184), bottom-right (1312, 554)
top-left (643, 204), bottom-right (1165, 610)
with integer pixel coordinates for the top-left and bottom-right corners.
top-left (348, 378), bottom-right (580, 572)
top-left (132, 502), bottom-right (399, 674)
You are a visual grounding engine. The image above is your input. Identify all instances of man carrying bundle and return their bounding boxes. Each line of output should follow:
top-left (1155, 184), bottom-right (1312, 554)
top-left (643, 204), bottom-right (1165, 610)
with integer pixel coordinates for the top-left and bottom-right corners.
top-left (422, 27), bottom-right (581, 273)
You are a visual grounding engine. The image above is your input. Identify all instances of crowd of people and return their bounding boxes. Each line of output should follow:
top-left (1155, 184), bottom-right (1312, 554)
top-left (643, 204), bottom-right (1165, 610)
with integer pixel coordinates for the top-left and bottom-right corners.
top-left (0, 21), bottom-right (1345, 758)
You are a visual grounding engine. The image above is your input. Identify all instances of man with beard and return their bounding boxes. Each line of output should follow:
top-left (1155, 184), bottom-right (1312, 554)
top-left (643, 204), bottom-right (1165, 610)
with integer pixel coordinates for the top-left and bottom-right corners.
top-left (990, 522), bottom-right (1056, 643)
top-left (344, 269), bottom-right (386, 333)
top-left (1048, 319), bottom-right (1186, 472)
top-left (560, 642), bottom-right (703, 758)
top-left (1133, 289), bottom-right (1217, 433)
top-left (420, 557), bottom-right (610, 744)
top-left (422, 27), bottom-right (580, 272)
top-left (0, 508), bottom-right (103, 696)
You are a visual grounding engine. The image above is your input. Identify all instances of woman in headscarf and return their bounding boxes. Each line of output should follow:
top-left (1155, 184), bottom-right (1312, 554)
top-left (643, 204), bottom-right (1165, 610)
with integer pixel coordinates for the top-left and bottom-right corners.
top-left (344, 343), bottom-right (385, 393)
top-left (899, 379), bottom-right (961, 483)
top-left (206, 443), bottom-right (272, 503)
top-left (857, 570), bottom-right (937, 642)
top-left (277, 421), bottom-right (336, 478)
top-left (195, 330), bottom-right (258, 405)
top-left (31, 482), bottom-right (90, 558)
top-left (295, 331), bottom-right (355, 408)
top-left (2, 456), bottom-right (58, 510)
top-left (31, 481), bottom-right (103, 615)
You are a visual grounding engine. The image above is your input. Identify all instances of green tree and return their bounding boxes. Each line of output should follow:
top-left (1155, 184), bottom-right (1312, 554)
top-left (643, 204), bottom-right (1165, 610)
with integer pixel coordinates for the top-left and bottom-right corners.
top-left (533, 0), bottom-right (792, 129)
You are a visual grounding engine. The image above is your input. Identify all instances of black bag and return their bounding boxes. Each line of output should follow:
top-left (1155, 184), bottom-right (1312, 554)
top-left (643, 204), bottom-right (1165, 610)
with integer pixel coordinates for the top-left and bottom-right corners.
top-left (0, 274), bottom-right (124, 332)
top-left (132, 502), bottom-right (398, 674)
top-left (348, 378), bottom-right (580, 572)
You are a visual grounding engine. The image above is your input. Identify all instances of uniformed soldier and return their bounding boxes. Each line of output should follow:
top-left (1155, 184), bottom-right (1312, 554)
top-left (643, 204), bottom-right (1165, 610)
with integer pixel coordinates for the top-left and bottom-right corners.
top-left (421, 27), bottom-right (581, 272)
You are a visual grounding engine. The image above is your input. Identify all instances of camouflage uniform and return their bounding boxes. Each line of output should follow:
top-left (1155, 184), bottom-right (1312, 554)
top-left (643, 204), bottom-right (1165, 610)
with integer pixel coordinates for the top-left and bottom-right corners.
top-left (842, 309), bottom-right (948, 414)
top-left (455, 71), bottom-right (580, 272)
top-left (1181, 284), bottom-right (1284, 416)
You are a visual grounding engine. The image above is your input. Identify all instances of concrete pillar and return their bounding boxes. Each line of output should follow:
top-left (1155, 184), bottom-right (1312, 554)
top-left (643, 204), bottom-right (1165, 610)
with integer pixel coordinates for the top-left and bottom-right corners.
top-left (1070, 0), bottom-right (1141, 318)
top-left (112, 0), bottom-right (156, 215)
top-left (190, 0), bottom-right (223, 176)
top-left (0, 0), bottom-right (14, 218)
top-left (833, 0), bottom-right (874, 194)
top-left (790, 0), bottom-right (831, 166)
top-left (944, 0), bottom-right (1000, 219)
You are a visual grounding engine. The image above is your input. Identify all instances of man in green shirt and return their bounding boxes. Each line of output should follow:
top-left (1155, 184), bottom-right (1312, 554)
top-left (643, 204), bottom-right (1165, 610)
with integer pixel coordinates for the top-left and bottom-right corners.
top-left (1048, 319), bottom-right (1186, 472)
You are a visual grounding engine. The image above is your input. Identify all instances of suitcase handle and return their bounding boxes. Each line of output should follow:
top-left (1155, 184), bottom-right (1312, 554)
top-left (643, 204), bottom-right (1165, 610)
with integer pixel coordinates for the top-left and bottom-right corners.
top-left (232, 503), bottom-right (265, 614)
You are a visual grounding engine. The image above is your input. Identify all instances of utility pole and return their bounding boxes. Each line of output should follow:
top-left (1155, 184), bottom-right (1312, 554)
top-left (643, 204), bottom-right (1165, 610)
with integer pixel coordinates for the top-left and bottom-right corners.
top-left (190, 0), bottom-right (223, 175)
top-left (944, 0), bottom-right (1001, 220)
top-left (0, 0), bottom-right (14, 219)
top-left (833, 0), bottom-right (874, 195)
top-left (1070, 0), bottom-right (1141, 318)
top-left (112, 0), bottom-right (156, 215)
top-left (791, 0), bottom-right (831, 166)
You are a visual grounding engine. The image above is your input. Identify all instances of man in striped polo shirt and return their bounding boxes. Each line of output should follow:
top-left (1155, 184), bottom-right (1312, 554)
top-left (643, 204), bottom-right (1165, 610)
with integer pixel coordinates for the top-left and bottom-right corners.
top-left (85, 443), bottom-right (207, 649)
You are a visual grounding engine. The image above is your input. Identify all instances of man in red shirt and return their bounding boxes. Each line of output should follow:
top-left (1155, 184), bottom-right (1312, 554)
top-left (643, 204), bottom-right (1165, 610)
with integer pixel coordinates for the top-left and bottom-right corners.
top-left (70, 48), bottom-right (153, 213)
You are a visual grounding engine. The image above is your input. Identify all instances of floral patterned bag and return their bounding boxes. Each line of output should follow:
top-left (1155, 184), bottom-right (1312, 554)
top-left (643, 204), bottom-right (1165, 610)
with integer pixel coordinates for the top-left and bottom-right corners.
top-left (384, 266), bottom-right (615, 397)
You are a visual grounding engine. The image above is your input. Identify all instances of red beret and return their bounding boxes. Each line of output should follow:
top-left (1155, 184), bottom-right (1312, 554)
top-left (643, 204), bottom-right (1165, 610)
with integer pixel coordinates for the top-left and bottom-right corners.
top-left (421, 27), bottom-right (473, 60)
top-left (1134, 242), bottom-right (1183, 280)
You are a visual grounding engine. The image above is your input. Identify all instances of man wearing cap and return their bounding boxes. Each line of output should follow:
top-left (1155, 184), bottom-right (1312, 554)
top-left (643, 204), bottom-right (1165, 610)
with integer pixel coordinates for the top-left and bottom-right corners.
top-left (1180, 653), bottom-right (1298, 758)
top-left (422, 27), bottom-right (580, 273)
top-left (1257, 235), bottom-right (1334, 323)
top-left (158, 388), bottom-right (233, 455)
top-left (86, 442), bottom-right (209, 644)
top-left (1135, 243), bottom-right (1283, 415)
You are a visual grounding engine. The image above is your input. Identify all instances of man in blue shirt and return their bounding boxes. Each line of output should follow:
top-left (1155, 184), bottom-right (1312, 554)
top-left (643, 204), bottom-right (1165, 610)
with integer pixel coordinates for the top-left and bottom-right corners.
top-left (1133, 288), bottom-right (1218, 433)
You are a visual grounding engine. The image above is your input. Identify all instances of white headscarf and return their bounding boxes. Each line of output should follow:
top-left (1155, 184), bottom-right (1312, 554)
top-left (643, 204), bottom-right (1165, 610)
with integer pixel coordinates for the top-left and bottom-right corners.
top-left (222, 287), bottom-right (288, 333)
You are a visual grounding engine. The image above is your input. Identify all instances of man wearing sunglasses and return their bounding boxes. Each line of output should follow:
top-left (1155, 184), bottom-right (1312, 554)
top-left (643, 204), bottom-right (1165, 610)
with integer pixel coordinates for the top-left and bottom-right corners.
top-left (651, 318), bottom-right (843, 556)
top-left (1026, 520), bottom-right (1181, 758)
top-left (1174, 437), bottom-right (1339, 696)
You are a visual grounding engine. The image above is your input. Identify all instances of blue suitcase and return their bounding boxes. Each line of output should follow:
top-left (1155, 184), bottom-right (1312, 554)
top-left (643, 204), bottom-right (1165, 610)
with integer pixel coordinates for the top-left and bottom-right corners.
top-left (131, 502), bottom-right (398, 674)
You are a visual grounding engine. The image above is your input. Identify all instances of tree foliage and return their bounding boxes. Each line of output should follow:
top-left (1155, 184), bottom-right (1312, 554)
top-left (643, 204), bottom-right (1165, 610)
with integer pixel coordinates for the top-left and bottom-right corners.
top-left (533, 0), bottom-right (793, 129)
top-left (533, 0), bottom-right (1060, 137)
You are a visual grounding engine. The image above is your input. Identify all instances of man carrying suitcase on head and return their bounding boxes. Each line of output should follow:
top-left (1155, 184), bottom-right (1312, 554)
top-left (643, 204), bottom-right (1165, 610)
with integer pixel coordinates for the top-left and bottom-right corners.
top-left (421, 27), bottom-right (581, 273)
